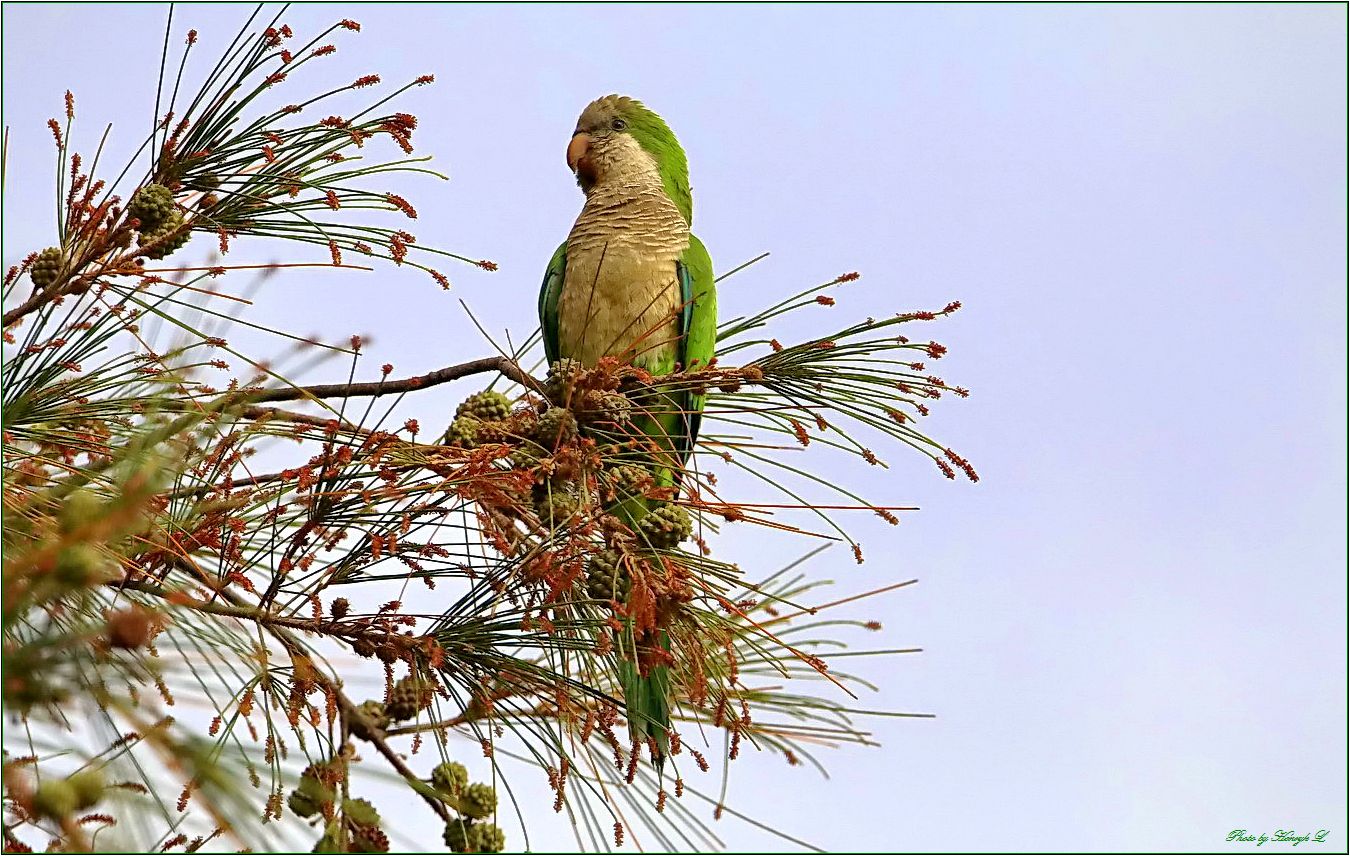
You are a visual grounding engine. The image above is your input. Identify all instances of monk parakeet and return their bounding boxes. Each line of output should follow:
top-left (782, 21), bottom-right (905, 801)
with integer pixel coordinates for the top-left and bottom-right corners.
top-left (537, 94), bottom-right (716, 759)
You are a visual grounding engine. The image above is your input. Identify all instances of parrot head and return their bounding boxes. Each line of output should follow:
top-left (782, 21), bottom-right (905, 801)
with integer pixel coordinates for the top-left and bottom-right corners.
top-left (567, 94), bottom-right (692, 224)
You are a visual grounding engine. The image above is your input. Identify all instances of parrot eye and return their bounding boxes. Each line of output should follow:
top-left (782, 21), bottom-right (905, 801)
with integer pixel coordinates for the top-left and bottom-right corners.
top-left (611, 118), bottom-right (627, 131)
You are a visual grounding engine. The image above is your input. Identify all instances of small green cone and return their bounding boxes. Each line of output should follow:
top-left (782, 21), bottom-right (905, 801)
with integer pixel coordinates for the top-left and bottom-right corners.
top-left (605, 464), bottom-right (653, 503)
top-left (431, 761), bottom-right (469, 796)
top-left (458, 782), bottom-right (497, 820)
top-left (543, 359), bottom-right (586, 406)
top-left (532, 483), bottom-right (583, 525)
top-left (585, 550), bottom-right (631, 602)
top-left (470, 823), bottom-right (506, 853)
top-left (456, 391), bottom-right (512, 422)
top-left (533, 407), bottom-right (577, 446)
top-left (636, 502), bottom-right (693, 550)
top-left (385, 677), bottom-right (433, 721)
top-left (507, 441), bottom-right (545, 470)
top-left (589, 390), bottom-right (633, 424)
top-left (355, 700), bottom-right (391, 731)
top-left (342, 797), bottom-right (381, 827)
top-left (141, 210), bottom-right (192, 260)
top-left (444, 820), bottom-right (505, 853)
top-left (443, 821), bottom-right (470, 853)
top-left (128, 184), bottom-right (176, 231)
top-left (296, 764), bottom-right (337, 807)
top-left (30, 247), bottom-right (64, 289)
top-left (446, 416), bottom-right (482, 448)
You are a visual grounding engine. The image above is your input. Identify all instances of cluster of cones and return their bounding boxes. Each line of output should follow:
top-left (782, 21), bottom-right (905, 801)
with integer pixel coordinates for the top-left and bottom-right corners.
top-left (443, 359), bottom-right (701, 673)
top-left (289, 742), bottom-right (503, 852)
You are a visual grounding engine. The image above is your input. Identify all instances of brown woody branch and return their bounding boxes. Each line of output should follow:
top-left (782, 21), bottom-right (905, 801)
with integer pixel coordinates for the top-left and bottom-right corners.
top-left (245, 356), bottom-right (542, 404)
top-left (119, 575), bottom-right (451, 822)
top-left (211, 586), bottom-right (454, 824)
top-left (237, 404), bottom-right (365, 432)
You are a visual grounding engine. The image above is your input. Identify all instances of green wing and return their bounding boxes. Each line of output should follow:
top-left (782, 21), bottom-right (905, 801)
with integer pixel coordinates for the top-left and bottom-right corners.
top-left (618, 239), bottom-right (713, 769)
top-left (675, 234), bottom-right (717, 464)
top-left (539, 241), bottom-right (568, 366)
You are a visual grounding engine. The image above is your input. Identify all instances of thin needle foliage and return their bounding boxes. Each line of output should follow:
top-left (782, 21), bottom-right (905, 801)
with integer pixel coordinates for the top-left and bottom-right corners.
top-left (2, 7), bottom-right (973, 853)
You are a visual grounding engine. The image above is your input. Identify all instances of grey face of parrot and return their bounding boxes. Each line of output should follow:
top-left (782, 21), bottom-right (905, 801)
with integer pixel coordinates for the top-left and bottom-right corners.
top-left (575, 94), bottom-right (637, 135)
top-left (567, 94), bottom-right (645, 193)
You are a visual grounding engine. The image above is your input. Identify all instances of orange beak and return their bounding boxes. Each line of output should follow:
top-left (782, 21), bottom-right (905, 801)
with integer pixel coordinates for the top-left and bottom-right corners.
top-left (566, 132), bottom-right (591, 174)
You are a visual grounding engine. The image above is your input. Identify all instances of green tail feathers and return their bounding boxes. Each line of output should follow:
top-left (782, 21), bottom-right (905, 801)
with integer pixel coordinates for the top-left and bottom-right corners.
top-left (616, 635), bottom-right (672, 769)
top-left (607, 497), bottom-right (673, 766)
top-left (605, 371), bottom-right (693, 768)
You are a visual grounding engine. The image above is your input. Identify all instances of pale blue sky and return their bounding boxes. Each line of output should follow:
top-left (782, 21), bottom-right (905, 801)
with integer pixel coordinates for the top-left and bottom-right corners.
top-left (3, 3), bottom-right (1346, 852)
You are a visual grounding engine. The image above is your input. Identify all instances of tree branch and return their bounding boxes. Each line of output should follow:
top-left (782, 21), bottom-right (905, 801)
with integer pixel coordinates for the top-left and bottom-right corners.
top-left (209, 585), bottom-right (454, 825)
top-left (120, 573), bottom-right (453, 824)
top-left (245, 356), bottom-right (542, 404)
top-left (236, 404), bottom-right (365, 432)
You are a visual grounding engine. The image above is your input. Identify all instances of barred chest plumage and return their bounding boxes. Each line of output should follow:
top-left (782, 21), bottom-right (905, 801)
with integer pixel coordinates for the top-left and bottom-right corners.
top-left (558, 174), bottom-right (690, 370)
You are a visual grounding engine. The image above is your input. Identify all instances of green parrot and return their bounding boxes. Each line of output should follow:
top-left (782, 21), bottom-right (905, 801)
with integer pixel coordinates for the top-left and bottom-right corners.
top-left (537, 94), bottom-right (717, 761)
